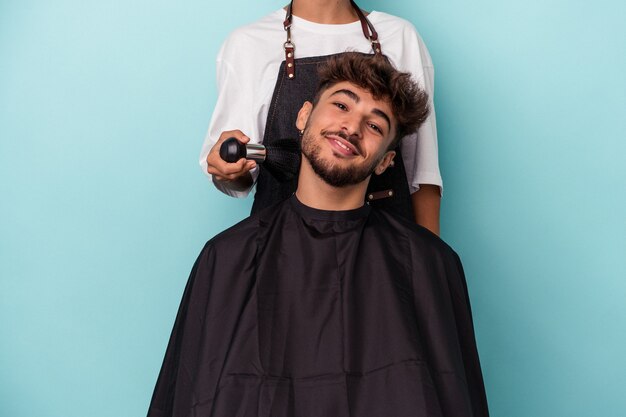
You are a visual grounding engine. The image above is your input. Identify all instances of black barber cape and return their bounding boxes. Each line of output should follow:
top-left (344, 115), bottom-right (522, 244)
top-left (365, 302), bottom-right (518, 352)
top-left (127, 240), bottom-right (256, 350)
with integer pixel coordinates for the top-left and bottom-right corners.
top-left (148, 196), bottom-right (489, 417)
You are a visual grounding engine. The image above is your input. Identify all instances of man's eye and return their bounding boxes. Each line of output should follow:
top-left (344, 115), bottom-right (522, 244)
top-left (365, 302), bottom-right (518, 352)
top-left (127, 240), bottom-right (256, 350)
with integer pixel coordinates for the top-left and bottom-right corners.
top-left (369, 123), bottom-right (382, 134)
top-left (333, 102), bottom-right (347, 111)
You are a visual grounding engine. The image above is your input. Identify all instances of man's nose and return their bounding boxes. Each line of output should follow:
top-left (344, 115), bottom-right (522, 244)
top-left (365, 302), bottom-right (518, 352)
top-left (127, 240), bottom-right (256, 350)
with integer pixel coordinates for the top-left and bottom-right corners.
top-left (340, 117), bottom-right (362, 139)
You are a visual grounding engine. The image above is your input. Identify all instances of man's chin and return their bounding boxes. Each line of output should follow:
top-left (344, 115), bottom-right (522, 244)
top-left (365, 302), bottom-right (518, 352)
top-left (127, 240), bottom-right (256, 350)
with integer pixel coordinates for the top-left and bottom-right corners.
top-left (303, 143), bottom-right (373, 187)
top-left (310, 163), bottom-right (373, 188)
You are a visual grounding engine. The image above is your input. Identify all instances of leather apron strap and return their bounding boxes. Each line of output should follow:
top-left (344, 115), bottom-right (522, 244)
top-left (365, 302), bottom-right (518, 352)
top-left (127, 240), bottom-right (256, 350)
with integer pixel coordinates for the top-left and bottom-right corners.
top-left (283, 0), bottom-right (381, 79)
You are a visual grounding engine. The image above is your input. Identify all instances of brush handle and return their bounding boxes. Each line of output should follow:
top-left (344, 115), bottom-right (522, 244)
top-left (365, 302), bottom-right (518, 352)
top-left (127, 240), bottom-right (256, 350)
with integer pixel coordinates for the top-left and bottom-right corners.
top-left (219, 138), bottom-right (246, 162)
top-left (219, 138), bottom-right (266, 163)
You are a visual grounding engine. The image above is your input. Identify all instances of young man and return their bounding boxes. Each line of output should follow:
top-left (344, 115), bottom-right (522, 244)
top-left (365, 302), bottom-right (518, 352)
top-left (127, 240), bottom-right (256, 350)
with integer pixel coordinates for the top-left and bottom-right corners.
top-left (150, 53), bottom-right (488, 417)
top-left (201, 0), bottom-right (442, 235)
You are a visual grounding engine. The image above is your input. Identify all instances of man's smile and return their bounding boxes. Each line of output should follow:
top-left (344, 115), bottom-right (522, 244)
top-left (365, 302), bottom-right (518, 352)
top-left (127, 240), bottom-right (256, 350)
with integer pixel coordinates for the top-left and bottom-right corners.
top-left (323, 132), bottom-right (361, 157)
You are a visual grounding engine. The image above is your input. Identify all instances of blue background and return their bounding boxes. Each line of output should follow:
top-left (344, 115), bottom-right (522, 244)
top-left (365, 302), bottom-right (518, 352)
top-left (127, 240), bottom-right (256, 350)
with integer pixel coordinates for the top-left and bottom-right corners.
top-left (1, 1), bottom-right (624, 416)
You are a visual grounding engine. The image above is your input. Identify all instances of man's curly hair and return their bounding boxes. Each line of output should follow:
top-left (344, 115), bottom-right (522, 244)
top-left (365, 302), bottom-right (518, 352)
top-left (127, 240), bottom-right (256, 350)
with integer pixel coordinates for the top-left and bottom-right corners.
top-left (314, 52), bottom-right (430, 148)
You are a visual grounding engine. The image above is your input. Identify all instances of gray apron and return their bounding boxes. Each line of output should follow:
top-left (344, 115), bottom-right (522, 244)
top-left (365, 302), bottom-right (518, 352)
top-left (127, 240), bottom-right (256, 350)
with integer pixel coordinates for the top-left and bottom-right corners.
top-left (251, 0), bottom-right (413, 221)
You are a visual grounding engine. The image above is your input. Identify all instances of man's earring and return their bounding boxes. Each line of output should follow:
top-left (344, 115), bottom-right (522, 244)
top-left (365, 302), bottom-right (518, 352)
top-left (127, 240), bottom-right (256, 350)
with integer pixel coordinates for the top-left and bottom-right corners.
top-left (299, 129), bottom-right (304, 136)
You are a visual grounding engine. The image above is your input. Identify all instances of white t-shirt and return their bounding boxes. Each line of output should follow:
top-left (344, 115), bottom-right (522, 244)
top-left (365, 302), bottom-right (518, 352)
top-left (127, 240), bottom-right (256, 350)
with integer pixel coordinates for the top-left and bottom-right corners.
top-left (200, 9), bottom-right (442, 198)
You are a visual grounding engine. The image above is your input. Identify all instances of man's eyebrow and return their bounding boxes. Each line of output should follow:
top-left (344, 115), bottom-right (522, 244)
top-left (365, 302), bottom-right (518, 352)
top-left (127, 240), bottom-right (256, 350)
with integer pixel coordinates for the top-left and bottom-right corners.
top-left (330, 89), bottom-right (360, 103)
top-left (330, 88), bottom-right (391, 131)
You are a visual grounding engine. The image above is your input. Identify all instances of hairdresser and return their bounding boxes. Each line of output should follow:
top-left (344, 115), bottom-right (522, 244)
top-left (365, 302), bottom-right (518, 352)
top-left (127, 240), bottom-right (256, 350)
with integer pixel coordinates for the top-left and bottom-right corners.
top-left (200, 0), bottom-right (442, 234)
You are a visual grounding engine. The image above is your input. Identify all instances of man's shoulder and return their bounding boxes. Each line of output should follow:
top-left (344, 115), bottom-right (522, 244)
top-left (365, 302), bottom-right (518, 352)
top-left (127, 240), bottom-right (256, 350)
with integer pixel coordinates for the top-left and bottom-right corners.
top-left (370, 208), bottom-right (459, 261)
top-left (204, 212), bottom-right (260, 253)
top-left (204, 198), bottom-right (288, 252)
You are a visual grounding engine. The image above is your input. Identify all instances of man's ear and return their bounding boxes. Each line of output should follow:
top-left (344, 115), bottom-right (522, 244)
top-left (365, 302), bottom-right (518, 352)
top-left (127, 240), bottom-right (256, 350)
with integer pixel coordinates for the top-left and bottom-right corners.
top-left (296, 101), bottom-right (313, 131)
top-left (374, 150), bottom-right (396, 176)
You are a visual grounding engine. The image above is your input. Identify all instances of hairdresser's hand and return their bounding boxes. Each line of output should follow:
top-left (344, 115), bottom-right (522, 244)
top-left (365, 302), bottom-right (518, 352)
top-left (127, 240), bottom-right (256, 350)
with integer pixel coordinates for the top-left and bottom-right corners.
top-left (206, 130), bottom-right (257, 190)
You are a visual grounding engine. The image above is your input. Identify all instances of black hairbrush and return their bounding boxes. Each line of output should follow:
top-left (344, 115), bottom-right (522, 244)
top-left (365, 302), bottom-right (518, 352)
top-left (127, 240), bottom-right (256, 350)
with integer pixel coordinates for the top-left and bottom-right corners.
top-left (219, 137), bottom-right (301, 182)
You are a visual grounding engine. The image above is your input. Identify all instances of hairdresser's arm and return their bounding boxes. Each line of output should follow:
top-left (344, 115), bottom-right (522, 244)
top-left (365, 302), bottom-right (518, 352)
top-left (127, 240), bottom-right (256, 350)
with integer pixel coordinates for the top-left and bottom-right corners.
top-left (411, 184), bottom-right (441, 236)
top-left (206, 130), bottom-right (256, 192)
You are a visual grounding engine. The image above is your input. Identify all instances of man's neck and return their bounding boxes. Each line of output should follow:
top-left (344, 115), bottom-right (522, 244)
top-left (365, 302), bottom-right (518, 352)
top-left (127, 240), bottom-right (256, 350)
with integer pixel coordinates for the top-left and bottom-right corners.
top-left (288, 0), bottom-right (359, 24)
top-left (295, 158), bottom-right (369, 211)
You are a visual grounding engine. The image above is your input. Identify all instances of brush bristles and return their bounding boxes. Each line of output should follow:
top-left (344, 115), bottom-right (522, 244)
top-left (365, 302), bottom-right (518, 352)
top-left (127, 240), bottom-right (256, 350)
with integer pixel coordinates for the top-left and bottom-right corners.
top-left (264, 139), bottom-right (301, 182)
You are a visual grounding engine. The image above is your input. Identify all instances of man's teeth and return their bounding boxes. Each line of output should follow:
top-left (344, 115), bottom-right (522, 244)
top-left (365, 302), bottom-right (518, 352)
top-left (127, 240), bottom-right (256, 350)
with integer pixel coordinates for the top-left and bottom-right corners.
top-left (335, 139), bottom-right (352, 152)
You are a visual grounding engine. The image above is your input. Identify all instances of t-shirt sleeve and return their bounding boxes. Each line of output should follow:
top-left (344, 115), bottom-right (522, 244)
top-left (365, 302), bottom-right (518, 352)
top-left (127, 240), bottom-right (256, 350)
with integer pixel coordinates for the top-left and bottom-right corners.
top-left (199, 40), bottom-right (260, 198)
top-left (395, 26), bottom-right (443, 194)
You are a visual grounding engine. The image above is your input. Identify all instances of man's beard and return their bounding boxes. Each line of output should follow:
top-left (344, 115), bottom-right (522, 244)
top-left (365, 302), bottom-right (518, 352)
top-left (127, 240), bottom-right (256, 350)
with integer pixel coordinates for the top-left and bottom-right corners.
top-left (301, 128), bottom-right (382, 187)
